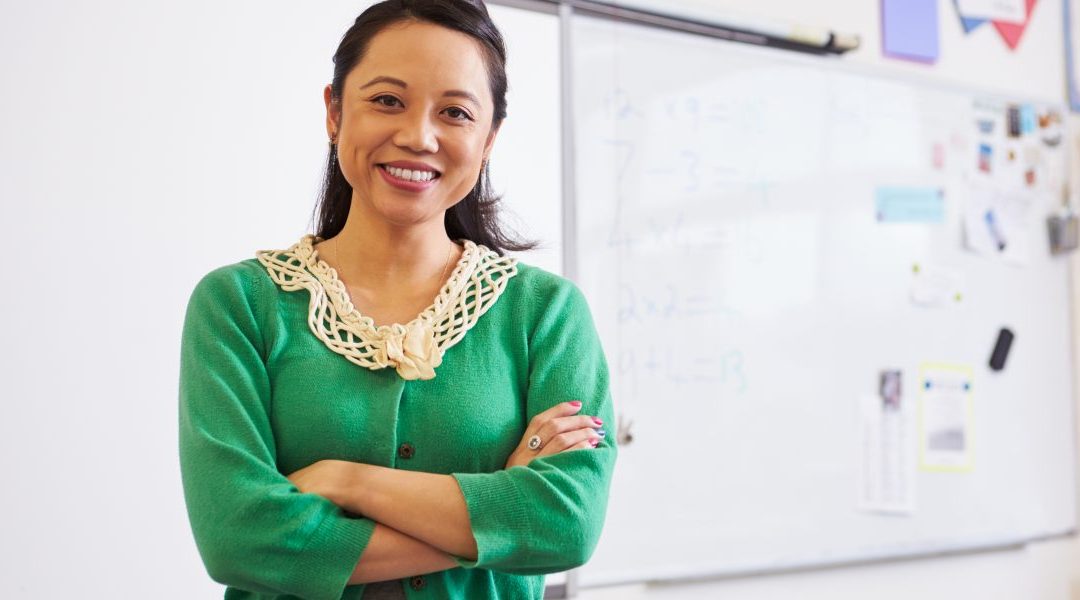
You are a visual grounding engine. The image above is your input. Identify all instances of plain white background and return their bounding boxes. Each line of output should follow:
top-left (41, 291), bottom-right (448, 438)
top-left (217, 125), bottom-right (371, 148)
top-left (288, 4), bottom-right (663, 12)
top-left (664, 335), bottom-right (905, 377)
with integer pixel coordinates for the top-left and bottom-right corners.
top-left (0, 1), bottom-right (559, 597)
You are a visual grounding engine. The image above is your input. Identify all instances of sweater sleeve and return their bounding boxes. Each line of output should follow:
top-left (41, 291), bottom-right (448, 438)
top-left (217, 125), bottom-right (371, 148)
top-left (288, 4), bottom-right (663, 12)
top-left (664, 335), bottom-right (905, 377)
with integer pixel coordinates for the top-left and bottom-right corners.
top-left (450, 274), bottom-right (618, 575)
top-left (178, 263), bottom-right (375, 599)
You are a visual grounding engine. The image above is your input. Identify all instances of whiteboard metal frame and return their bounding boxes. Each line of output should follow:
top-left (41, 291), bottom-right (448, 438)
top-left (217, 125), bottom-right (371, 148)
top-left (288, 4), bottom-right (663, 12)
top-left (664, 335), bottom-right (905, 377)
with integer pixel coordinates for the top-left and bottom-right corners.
top-left (1066, 0), bottom-right (1080, 111)
top-left (494, 0), bottom-right (852, 55)
top-left (559, 1), bottom-right (579, 284)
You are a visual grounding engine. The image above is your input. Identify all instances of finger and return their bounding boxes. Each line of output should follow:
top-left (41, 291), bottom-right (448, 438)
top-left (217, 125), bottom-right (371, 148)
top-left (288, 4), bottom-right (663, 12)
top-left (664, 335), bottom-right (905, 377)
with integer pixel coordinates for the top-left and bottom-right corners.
top-left (538, 427), bottom-right (602, 456)
top-left (536, 414), bottom-right (603, 447)
top-left (565, 438), bottom-right (599, 452)
top-left (550, 414), bottom-right (604, 435)
top-left (524, 401), bottom-right (584, 446)
top-left (527, 401), bottom-right (583, 431)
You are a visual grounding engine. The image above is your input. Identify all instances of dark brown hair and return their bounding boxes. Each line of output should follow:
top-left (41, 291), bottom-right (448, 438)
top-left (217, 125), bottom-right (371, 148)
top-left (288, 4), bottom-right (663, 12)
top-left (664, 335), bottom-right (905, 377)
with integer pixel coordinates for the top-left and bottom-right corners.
top-left (310, 0), bottom-right (537, 255)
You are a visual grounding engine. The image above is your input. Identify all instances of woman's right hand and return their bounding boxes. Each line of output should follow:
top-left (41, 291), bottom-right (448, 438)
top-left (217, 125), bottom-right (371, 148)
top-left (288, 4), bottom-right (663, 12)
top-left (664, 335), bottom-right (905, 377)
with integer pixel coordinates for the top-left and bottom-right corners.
top-left (504, 400), bottom-right (606, 469)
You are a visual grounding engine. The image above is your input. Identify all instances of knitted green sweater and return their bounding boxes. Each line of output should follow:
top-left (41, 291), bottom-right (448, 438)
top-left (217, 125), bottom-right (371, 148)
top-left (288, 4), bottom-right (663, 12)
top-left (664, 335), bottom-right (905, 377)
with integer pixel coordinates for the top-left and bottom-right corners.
top-left (178, 241), bottom-right (617, 600)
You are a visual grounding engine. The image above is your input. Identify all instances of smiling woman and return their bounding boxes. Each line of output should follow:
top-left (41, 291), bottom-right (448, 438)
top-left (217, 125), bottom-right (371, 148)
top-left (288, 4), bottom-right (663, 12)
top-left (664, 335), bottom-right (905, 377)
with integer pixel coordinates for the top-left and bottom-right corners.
top-left (177, 2), bottom-right (617, 600)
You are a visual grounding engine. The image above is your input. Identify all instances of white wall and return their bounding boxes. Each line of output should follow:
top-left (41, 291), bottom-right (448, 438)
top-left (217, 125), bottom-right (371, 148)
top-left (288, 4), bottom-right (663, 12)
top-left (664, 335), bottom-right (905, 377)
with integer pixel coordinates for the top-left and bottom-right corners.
top-left (0, 1), bottom-right (559, 597)
top-left (570, 1), bottom-right (1080, 599)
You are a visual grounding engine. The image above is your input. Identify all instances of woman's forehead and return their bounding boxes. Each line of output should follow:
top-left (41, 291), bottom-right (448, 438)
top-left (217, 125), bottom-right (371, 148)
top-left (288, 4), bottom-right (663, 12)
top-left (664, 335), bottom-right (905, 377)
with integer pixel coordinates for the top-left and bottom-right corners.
top-left (348, 20), bottom-right (491, 103)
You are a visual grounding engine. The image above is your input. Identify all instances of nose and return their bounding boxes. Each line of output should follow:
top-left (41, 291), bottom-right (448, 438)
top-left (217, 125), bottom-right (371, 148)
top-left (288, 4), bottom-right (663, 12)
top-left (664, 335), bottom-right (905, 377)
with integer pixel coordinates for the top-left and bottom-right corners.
top-left (393, 109), bottom-right (439, 154)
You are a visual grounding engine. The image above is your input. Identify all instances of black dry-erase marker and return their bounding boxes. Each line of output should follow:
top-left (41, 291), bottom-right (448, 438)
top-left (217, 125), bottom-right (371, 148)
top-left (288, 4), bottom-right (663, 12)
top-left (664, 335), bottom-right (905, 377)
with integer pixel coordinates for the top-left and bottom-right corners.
top-left (989, 328), bottom-right (1014, 371)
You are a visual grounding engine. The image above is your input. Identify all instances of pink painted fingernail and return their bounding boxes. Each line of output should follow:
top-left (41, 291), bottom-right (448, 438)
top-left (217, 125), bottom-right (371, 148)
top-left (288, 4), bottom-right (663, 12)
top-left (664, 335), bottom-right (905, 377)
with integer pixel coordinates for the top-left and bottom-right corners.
top-left (569, 401), bottom-right (582, 407)
top-left (592, 417), bottom-right (603, 426)
top-left (590, 439), bottom-right (599, 447)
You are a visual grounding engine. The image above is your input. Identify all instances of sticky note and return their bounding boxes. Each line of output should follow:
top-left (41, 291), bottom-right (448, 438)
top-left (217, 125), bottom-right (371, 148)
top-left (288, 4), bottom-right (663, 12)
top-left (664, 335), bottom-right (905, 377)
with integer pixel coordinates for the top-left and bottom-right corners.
top-left (876, 187), bottom-right (946, 223)
top-left (882, 0), bottom-right (940, 63)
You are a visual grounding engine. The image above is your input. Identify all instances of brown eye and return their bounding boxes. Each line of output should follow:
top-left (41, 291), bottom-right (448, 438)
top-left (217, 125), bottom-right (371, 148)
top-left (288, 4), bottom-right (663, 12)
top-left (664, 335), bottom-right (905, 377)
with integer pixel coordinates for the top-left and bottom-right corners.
top-left (444, 107), bottom-right (473, 122)
top-left (372, 95), bottom-right (402, 108)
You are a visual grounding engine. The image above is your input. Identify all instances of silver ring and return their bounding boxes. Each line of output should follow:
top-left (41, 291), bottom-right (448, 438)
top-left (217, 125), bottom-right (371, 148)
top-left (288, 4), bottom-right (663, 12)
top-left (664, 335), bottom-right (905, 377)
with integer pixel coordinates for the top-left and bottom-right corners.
top-left (527, 435), bottom-right (543, 451)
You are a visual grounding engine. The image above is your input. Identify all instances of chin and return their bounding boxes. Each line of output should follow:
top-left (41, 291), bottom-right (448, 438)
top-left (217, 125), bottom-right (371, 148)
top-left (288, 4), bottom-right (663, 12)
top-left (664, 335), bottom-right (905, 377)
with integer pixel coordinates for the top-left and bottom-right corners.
top-left (374, 205), bottom-right (443, 228)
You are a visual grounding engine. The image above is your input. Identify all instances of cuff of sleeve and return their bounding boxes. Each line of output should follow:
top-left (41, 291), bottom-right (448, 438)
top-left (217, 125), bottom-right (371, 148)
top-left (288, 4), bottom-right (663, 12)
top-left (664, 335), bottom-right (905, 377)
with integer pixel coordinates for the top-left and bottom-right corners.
top-left (451, 468), bottom-right (533, 570)
top-left (284, 512), bottom-right (377, 600)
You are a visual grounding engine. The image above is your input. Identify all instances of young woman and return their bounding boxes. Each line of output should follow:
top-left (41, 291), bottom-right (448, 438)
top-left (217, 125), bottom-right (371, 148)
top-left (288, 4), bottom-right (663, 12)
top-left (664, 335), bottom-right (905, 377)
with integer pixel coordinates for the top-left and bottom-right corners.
top-left (178, 2), bottom-right (616, 598)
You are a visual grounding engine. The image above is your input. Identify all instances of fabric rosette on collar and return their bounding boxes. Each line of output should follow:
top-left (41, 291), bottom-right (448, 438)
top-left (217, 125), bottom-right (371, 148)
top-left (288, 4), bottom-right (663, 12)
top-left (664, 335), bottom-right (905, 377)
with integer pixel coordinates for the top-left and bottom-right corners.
top-left (373, 320), bottom-right (444, 381)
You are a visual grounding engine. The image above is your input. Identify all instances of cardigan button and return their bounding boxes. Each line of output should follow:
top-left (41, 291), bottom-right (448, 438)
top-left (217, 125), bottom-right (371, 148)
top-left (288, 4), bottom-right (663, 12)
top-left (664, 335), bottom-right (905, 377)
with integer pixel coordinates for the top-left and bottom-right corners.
top-left (398, 443), bottom-right (415, 459)
top-left (409, 575), bottom-right (426, 590)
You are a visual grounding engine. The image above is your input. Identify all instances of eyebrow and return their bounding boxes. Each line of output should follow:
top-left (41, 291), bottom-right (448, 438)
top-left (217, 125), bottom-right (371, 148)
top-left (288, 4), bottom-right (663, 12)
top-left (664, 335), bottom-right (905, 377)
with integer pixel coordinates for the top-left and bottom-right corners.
top-left (359, 75), bottom-right (481, 107)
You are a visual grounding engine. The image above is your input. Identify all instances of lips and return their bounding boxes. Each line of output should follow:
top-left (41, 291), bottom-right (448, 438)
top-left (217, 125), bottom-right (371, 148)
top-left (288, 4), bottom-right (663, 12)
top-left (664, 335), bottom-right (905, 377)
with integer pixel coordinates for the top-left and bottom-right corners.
top-left (376, 162), bottom-right (440, 191)
top-left (378, 164), bottom-right (439, 182)
top-left (379, 160), bottom-right (442, 176)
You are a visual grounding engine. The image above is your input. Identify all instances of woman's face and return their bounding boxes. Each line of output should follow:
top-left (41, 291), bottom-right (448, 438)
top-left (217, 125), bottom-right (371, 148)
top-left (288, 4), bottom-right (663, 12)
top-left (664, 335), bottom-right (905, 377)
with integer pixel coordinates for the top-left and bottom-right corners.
top-left (325, 19), bottom-right (500, 229)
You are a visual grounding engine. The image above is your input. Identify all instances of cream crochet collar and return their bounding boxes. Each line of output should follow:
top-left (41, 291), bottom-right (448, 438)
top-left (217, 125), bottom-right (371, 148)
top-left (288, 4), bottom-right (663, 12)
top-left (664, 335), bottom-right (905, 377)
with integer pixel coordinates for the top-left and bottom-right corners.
top-left (255, 233), bottom-right (518, 381)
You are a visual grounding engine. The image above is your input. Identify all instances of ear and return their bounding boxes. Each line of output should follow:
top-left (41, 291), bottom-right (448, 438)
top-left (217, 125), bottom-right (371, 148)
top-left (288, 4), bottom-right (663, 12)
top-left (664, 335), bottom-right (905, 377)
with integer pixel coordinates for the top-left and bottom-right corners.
top-left (482, 121), bottom-right (502, 162)
top-left (323, 84), bottom-right (340, 141)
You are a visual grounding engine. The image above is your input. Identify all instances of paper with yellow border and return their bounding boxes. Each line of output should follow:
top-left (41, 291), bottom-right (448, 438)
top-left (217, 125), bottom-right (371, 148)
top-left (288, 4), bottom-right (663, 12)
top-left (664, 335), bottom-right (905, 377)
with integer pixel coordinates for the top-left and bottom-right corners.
top-left (918, 363), bottom-right (975, 472)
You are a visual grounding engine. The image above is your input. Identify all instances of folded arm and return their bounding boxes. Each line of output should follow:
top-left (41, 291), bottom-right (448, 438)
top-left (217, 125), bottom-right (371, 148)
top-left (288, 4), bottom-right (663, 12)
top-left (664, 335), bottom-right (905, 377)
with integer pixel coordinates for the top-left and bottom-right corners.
top-left (335, 276), bottom-right (618, 575)
top-left (180, 267), bottom-right (379, 599)
top-left (347, 523), bottom-right (458, 584)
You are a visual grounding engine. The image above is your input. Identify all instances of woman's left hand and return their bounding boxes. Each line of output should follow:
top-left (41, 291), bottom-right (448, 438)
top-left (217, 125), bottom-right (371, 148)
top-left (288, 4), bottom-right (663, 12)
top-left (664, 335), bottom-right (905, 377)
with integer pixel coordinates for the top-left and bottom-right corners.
top-left (286, 459), bottom-right (361, 511)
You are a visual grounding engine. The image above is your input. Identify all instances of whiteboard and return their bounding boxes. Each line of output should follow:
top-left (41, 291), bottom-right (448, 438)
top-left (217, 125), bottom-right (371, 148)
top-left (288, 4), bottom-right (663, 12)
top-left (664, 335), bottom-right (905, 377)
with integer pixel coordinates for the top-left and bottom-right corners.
top-left (568, 12), bottom-right (1078, 587)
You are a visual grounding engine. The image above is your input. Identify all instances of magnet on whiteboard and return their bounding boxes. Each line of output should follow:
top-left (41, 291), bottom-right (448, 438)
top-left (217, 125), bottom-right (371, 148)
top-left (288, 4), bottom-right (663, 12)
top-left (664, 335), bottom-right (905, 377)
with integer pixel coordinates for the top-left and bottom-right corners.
top-left (989, 328), bottom-right (1014, 371)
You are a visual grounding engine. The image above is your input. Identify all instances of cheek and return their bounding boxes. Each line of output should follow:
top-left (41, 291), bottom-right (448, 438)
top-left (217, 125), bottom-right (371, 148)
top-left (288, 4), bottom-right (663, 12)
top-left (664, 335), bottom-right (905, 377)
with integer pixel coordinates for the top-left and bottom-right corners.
top-left (447, 140), bottom-right (486, 183)
top-left (337, 129), bottom-right (384, 184)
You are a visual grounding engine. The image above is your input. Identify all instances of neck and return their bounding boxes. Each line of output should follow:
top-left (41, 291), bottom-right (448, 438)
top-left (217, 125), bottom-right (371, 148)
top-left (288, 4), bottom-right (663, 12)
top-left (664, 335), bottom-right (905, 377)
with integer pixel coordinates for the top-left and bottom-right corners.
top-left (325, 203), bottom-right (461, 291)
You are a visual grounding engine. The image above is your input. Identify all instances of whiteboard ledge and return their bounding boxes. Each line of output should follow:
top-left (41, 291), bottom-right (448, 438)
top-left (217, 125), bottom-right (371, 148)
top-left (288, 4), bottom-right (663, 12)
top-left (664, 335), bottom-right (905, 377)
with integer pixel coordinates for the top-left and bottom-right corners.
top-left (579, 528), bottom-right (1077, 589)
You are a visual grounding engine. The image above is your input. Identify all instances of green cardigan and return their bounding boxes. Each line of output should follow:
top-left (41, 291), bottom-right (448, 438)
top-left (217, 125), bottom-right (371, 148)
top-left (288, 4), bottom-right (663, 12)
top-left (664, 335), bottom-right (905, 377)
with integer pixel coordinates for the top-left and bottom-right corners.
top-left (178, 251), bottom-right (617, 600)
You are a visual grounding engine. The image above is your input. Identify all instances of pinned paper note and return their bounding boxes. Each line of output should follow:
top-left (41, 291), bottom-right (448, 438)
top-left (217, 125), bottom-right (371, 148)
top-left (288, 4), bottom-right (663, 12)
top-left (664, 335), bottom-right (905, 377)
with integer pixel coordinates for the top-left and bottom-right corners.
top-left (910, 263), bottom-right (965, 307)
top-left (956, 0), bottom-right (1027, 23)
top-left (875, 187), bottom-right (946, 223)
top-left (962, 185), bottom-right (1035, 265)
top-left (882, 0), bottom-right (940, 63)
top-left (858, 373), bottom-right (916, 515)
top-left (918, 363), bottom-right (975, 472)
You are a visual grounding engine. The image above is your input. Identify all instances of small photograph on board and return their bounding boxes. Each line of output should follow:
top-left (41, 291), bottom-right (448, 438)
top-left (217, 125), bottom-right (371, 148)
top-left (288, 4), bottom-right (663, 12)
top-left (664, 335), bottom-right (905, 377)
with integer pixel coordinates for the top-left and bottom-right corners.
top-left (978, 143), bottom-right (993, 173)
top-left (1038, 108), bottom-right (1063, 146)
top-left (1006, 105), bottom-right (1022, 137)
top-left (1019, 104), bottom-right (1037, 134)
top-left (880, 369), bottom-right (903, 411)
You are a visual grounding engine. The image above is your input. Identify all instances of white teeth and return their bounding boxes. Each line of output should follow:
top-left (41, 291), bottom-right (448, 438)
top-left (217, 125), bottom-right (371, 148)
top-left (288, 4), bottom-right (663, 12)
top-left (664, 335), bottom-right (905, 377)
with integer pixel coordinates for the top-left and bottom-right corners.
top-left (384, 165), bottom-right (437, 182)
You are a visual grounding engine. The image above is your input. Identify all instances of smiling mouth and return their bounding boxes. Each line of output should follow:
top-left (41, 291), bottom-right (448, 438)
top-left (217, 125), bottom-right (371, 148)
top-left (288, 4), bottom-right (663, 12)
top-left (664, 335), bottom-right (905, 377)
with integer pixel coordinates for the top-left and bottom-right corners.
top-left (378, 164), bottom-right (441, 183)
